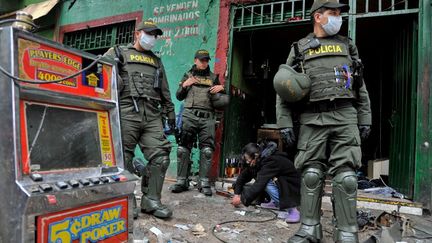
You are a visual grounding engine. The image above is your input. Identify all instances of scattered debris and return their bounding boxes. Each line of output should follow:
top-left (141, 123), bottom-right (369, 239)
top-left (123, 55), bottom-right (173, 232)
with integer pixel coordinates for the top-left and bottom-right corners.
top-left (364, 211), bottom-right (411, 243)
top-left (214, 224), bottom-right (222, 232)
top-left (193, 194), bottom-right (205, 198)
top-left (275, 220), bottom-right (290, 229)
top-left (133, 238), bottom-right (149, 243)
top-left (170, 200), bottom-right (180, 206)
top-left (357, 210), bottom-right (377, 231)
top-left (149, 226), bottom-right (172, 243)
top-left (364, 187), bottom-right (405, 199)
top-left (234, 210), bottom-right (246, 216)
top-left (192, 223), bottom-right (206, 236)
top-left (149, 226), bottom-right (162, 236)
top-left (221, 226), bottom-right (231, 231)
top-left (174, 224), bottom-right (190, 231)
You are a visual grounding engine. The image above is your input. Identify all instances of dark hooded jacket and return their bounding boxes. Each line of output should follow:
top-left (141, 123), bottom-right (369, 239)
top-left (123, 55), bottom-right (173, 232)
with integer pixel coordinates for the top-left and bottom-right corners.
top-left (234, 143), bottom-right (301, 209)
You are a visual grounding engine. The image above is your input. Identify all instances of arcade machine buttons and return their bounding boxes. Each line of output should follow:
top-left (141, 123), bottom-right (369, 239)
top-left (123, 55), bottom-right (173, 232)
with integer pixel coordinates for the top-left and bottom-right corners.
top-left (56, 181), bottom-right (68, 189)
top-left (68, 179), bottom-right (79, 188)
top-left (110, 175), bottom-right (120, 182)
top-left (30, 173), bottom-right (43, 182)
top-left (99, 176), bottom-right (110, 183)
top-left (29, 186), bottom-right (40, 193)
top-left (39, 184), bottom-right (53, 192)
top-left (79, 179), bottom-right (90, 186)
top-left (89, 178), bottom-right (100, 185)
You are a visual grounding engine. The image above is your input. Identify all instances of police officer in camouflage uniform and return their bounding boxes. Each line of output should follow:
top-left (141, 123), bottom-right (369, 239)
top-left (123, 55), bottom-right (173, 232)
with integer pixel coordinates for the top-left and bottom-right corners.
top-left (276, 1), bottom-right (372, 242)
top-left (169, 50), bottom-right (225, 196)
top-left (104, 20), bottom-right (175, 218)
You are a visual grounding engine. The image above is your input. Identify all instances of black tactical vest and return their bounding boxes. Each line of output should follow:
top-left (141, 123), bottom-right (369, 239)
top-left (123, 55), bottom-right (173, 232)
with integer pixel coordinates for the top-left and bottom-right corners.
top-left (117, 46), bottom-right (162, 100)
top-left (300, 35), bottom-right (356, 102)
top-left (183, 71), bottom-right (217, 110)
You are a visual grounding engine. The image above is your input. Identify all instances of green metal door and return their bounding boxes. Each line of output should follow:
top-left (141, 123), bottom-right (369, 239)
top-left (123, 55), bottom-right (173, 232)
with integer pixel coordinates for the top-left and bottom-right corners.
top-left (388, 18), bottom-right (418, 198)
top-left (414, 0), bottom-right (432, 210)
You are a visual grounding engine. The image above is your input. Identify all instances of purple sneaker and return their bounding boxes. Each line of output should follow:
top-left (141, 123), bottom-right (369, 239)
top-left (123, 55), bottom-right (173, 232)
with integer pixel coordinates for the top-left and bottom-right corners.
top-left (285, 207), bottom-right (300, 223)
top-left (260, 200), bottom-right (279, 210)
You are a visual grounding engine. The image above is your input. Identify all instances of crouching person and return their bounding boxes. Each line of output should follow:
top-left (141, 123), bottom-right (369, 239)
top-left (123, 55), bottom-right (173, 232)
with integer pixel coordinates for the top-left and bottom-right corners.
top-left (231, 142), bottom-right (301, 223)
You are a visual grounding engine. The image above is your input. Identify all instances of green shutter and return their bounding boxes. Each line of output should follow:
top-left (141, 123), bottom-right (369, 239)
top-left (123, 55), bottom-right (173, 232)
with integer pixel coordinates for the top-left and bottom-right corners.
top-left (63, 21), bottom-right (135, 51)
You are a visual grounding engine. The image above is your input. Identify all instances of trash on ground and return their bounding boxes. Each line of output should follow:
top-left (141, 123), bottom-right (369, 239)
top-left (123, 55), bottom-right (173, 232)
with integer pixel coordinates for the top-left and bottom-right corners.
top-left (192, 223), bottom-right (206, 236)
top-left (174, 224), bottom-right (190, 230)
top-left (149, 226), bottom-right (162, 236)
top-left (275, 220), bottom-right (290, 229)
top-left (363, 186), bottom-right (405, 199)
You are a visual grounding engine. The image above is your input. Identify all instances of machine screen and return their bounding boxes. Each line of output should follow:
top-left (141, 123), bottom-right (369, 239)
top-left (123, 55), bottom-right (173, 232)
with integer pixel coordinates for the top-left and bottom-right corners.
top-left (23, 102), bottom-right (114, 172)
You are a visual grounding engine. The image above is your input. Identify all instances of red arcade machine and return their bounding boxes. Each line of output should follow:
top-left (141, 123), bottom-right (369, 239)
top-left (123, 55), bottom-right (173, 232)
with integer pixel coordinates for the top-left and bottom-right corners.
top-left (0, 15), bottom-right (137, 243)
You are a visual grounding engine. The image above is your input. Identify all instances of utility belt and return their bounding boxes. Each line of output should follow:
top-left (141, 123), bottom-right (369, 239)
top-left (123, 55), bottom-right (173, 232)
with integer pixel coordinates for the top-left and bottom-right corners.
top-left (188, 108), bottom-right (214, 119)
top-left (130, 96), bottom-right (161, 103)
top-left (304, 99), bottom-right (353, 113)
top-left (130, 96), bottom-right (160, 113)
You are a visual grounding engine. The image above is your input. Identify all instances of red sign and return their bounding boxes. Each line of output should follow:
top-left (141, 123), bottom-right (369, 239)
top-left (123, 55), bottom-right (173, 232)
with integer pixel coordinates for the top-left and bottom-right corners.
top-left (37, 197), bottom-right (128, 243)
top-left (18, 38), bottom-right (112, 100)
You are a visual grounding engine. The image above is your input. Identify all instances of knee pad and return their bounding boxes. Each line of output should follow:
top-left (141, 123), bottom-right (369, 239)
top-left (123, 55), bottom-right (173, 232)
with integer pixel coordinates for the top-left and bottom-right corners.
top-left (302, 167), bottom-right (324, 190)
top-left (333, 171), bottom-right (357, 195)
top-left (332, 170), bottom-right (358, 233)
top-left (177, 146), bottom-right (190, 156)
top-left (201, 147), bottom-right (213, 160)
top-left (300, 166), bottom-right (325, 226)
top-left (151, 156), bottom-right (170, 173)
top-left (160, 157), bottom-right (170, 173)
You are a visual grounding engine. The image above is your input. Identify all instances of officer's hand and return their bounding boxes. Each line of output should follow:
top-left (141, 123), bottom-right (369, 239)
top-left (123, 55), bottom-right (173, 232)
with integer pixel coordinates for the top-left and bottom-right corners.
top-left (182, 76), bottom-right (198, 88)
top-left (168, 119), bottom-right (176, 133)
top-left (280, 127), bottom-right (296, 147)
top-left (358, 125), bottom-right (371, 141)
top-left (209, 85), bottom-right (224, 94)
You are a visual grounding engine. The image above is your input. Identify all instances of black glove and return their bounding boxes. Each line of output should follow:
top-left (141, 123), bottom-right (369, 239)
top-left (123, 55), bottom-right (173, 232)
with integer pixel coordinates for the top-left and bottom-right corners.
top-left (358, 125), bottom-right (371, 141)
top-left (168, 119), bottom-right (176, 134)
top-left (280, 127), bottom-right (296, 148)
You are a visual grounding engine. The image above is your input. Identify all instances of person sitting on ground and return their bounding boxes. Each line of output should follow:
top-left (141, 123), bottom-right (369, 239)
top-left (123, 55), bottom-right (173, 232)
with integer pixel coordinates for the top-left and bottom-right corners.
top-left (231, 141), bottom-right (301, 223)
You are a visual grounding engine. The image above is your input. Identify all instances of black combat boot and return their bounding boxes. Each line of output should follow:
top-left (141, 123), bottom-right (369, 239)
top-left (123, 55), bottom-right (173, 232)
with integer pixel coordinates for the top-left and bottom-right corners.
top-left (170, 146), bottom-right (191, 193)
top-left (198, 147), bottom-right (213, 196)
top-left (140, 156), bottom-right (172, 218)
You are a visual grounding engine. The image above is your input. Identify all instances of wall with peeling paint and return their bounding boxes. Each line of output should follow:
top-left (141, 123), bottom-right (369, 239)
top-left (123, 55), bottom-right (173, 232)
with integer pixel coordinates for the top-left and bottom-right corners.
top-left (57, 0), bottom-right (220, 177)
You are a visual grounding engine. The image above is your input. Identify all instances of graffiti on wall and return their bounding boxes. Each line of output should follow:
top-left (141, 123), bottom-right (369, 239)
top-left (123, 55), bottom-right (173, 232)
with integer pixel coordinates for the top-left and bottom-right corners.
top-left (150, 0), bottom-right (202, 56)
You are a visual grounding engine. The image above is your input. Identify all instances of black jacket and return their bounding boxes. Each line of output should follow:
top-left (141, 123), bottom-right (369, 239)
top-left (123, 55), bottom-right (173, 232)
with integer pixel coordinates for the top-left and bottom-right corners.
top-left (234, 151), bottom-right (301, 209)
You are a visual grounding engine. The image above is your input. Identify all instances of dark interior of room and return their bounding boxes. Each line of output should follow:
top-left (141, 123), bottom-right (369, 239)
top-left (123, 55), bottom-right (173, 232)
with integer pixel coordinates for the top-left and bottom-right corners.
top-left (224, 13), bottom-right (418, 192)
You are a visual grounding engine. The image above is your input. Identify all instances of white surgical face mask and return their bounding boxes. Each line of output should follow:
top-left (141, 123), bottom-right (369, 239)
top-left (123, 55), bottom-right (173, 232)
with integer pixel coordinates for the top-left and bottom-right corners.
top-left (321, 15), bottom-right (342, 36)
top-left (139, 31), bottom-right (156, 50)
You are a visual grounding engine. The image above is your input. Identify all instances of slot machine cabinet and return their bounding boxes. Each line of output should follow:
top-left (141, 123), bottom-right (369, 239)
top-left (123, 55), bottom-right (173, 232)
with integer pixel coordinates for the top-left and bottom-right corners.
top-left (0, 25), bottom-right (137, 243)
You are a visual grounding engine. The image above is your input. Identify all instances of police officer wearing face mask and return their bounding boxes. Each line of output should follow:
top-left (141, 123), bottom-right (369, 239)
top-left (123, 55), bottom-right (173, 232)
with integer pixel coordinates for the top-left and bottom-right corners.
top-left (276, 0), bottom-right (372, 242)
top-left (104, 20), bottom-right (175, 219)
top-left (169, 50), bottom-right (225, 196)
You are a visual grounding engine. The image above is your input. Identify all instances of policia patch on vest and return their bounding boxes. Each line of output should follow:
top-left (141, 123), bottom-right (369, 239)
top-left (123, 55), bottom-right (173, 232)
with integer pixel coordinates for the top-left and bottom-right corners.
top-left (305, 43), bottom-right (348, 59)
top-left (126, 53), bottom-right (158, 68)
top-left (194, 77), bottom-right (213, 86)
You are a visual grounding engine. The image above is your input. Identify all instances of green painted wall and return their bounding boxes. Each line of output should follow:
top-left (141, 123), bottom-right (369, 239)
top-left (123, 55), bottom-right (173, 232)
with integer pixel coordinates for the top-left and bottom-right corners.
top-left (57, 0), bottom-right (220, 177)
